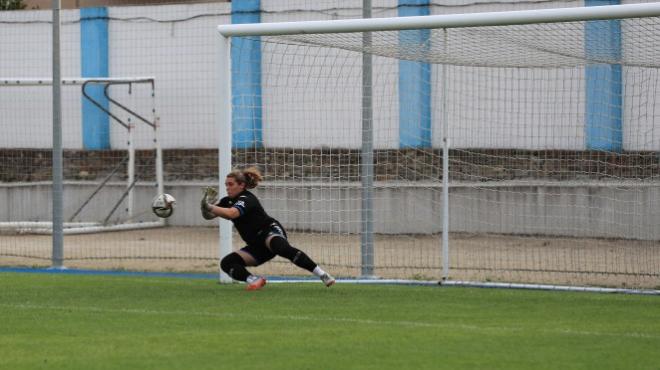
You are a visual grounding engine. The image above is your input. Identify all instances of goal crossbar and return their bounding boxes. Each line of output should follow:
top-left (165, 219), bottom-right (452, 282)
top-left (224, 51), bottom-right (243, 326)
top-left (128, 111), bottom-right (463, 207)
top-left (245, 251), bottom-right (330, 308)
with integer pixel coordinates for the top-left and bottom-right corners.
top-left (217, 2), bottom-right (660, 37)
top-left (1, 77), bottom-right (155, 86)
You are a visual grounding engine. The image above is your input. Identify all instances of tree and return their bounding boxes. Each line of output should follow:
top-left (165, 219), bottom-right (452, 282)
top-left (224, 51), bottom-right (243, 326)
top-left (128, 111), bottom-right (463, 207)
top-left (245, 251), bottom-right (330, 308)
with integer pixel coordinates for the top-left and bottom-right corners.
top-left (0, 0), bottom-right (26, 10)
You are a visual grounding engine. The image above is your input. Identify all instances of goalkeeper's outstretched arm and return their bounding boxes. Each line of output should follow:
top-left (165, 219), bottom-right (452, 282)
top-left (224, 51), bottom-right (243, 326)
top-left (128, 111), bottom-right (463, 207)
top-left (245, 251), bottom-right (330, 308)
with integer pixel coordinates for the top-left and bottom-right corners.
top-left (206, 204), bottom-right (240, 220)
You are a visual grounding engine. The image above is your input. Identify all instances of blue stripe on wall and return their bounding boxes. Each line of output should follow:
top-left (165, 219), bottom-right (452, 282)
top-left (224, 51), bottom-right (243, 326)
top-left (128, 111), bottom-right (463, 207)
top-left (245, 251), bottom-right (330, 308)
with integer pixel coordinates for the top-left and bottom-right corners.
top-left (585, 0), bottom-right (622, 152)
top-left (398, 0), bottom-right (431, 148)
top-left (80, 7), bottom-right (110, 150)
top-left (231, 0), bottom-right (263, 149)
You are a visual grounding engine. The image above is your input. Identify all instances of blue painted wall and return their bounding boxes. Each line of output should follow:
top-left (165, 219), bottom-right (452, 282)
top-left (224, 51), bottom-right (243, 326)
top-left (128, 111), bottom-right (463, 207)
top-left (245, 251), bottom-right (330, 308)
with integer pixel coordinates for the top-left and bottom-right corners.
top-left (398, 0), bottom-right (431, 148)
top-left (585, 0), bottom-right (622, 152)
top-left (231, 0), bottom-right (263, 149)
top-left (80, 7), bottom-right (110, 150)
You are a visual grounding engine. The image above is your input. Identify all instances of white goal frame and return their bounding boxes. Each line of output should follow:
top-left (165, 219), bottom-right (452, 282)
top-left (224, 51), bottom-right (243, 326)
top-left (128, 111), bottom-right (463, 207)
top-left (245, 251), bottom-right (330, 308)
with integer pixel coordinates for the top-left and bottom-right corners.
top-left (0, 77), bottom-right (165, 235)
top-left (215, 3), bottom-right (660, 293)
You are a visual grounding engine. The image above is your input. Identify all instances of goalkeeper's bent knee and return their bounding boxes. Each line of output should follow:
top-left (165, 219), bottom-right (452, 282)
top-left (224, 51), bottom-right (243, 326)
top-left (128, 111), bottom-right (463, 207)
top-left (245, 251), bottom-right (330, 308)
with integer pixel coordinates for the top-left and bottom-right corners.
top-left (220, 252), bottom-right (250, 282)
top-left (269, 237), bottom-right (317, 272)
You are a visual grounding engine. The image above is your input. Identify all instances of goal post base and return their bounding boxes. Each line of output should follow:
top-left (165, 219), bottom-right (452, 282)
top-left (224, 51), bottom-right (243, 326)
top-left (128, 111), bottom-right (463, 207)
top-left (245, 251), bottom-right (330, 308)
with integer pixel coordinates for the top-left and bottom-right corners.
top-left (440, 280), bottom-right (660, 296)
top-left (0, 220), bottom-right (166, 235)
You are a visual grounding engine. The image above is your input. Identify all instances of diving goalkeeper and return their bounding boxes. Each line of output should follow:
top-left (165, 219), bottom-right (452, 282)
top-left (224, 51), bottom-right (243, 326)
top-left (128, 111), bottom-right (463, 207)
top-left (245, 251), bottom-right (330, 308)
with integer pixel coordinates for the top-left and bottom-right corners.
top-left (201, 167), bottom-right (336, 290)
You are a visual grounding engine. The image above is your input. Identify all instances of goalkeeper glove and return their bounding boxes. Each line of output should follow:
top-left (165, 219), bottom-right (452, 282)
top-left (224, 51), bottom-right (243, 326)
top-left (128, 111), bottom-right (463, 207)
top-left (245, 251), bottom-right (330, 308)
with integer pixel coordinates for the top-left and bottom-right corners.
top-left (201, 187), bottom-right (219, 220)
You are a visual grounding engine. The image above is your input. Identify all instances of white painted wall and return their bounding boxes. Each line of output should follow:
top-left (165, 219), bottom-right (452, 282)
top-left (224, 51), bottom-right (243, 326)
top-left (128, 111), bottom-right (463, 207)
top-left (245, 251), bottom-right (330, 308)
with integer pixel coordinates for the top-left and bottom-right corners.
top-left (108, 3), bottom-right (231, 149)
top-left (430, 1), bottom-right (586, 150)
top-left (261, 0), bottom-right (400, 149)
top-left (621, 1), bottom-right (660, 150)
top-left (1, 0), bottom-right (659, 151)
top-left (0, 9), bottom-right (81, 149)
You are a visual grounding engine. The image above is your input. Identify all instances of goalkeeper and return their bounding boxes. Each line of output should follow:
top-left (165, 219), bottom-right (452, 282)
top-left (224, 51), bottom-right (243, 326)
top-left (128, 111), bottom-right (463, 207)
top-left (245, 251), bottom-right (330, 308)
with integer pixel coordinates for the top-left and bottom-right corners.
top-left (201, 167), bottom-right (335, 290)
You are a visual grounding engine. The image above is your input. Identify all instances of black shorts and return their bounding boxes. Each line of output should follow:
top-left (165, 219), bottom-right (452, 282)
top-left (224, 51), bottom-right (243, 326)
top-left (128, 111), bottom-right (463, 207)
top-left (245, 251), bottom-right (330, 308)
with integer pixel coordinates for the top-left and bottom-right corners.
top-left (239, 221), bottom-right (287, 265)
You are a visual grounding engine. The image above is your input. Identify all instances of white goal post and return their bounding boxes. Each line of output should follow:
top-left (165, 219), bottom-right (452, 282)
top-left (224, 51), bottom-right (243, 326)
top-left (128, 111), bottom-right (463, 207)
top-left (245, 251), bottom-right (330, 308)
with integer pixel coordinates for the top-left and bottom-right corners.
top-left (0, 77), bottom-right (164, 235)
top-left (215, 3), bottom-right (660, 290)
top-left (217, 2), bottom-right (660, 35)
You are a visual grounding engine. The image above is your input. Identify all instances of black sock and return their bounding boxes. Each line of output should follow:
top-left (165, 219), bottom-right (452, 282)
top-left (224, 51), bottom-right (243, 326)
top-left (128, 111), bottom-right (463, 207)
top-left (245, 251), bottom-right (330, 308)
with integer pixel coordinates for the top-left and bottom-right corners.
top-left (220, 252), bottom-right (251, 282)
top-left (269, 237), bottom-right (317, 273)
top-left (291, 250), bottom-right (317, 273)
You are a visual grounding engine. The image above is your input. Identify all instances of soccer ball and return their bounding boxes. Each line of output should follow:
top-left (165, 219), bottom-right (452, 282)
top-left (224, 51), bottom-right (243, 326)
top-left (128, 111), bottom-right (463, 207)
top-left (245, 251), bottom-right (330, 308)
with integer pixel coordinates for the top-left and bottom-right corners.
top-left (152, 193), bottom-right (176, 218)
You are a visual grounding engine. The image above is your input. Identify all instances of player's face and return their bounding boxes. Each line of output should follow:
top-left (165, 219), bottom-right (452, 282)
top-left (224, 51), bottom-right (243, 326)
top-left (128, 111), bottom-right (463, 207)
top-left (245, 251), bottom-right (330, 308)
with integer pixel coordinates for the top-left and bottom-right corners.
top-left (225, 177), bottom-right (245, 198)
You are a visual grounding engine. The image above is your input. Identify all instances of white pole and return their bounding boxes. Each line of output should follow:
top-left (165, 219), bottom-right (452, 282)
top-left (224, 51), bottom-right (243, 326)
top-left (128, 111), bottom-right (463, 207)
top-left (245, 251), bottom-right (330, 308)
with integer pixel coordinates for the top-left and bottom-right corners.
top-left (20, 221), bottom-right (166, 235)
top-left (153, 116), bottom-right (165, 228)
top-left (441, 280), bottom-right (660, 296)
top-left (218, 35), bottom-right (233, 283)
top-left (127, 118), bottom-right (135, 220)
top-left (217, 2), bottom-right (660, 36)
top-left (1, 77), bottom-right (155, 86)
top-left (153, 82), bottom-right (165, 199)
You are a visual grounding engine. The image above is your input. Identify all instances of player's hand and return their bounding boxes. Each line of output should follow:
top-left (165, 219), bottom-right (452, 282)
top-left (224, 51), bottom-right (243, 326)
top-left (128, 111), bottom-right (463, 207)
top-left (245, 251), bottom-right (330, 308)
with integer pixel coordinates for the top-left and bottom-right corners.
top-left (201, 187), bottom-right (219, 220)
top-left (203, 186), bottom-right (219, 204)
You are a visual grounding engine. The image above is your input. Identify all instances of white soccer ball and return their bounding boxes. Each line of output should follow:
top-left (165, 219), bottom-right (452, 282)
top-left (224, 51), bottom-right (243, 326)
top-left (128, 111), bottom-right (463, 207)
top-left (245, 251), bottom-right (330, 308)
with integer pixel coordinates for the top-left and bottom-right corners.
top-left (152, 193), bottom-right (176, 218)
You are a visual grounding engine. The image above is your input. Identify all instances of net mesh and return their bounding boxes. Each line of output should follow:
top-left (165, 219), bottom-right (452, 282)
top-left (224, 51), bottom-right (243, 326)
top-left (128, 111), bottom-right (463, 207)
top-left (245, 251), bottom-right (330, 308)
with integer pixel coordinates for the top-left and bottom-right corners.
top-left (268, 17), bottom-right (660, 67)
top-left (1, 4), bottom-right (659, 288)
top-left (228, 16), bottom-right (660, 286)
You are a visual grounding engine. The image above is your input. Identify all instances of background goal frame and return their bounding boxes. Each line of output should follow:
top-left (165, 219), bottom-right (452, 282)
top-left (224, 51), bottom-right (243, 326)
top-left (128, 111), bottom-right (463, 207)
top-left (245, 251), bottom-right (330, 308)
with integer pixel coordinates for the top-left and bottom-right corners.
top-left (0, 77), bottom-right (164, 235)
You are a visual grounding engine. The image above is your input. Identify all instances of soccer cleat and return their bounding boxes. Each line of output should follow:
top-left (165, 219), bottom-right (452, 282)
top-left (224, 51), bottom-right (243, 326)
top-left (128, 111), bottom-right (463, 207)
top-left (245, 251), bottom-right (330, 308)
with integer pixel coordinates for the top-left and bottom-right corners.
top-left (246, 276), bottom-right (267, 291)
top-left (320, 273), bottom-right (336, 287)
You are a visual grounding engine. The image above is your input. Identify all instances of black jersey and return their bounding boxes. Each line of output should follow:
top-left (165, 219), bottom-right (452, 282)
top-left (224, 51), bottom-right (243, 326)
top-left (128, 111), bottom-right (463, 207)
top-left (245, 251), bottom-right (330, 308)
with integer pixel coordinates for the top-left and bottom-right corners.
top-left (218, 190), bottom-right (276, 246)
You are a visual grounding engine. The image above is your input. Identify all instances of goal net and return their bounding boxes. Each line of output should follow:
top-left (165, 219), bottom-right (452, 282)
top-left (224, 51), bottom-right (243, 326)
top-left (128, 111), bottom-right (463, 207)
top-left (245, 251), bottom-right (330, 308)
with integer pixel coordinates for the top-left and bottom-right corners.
top-left (218, 4), bottom-right (660, 288)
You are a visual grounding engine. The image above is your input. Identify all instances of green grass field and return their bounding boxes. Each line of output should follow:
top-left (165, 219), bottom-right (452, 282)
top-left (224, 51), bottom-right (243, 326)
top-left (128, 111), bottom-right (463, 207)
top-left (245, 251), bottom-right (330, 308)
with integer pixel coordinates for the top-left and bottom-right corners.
top-left (1, 273), bottom-right (659, 370)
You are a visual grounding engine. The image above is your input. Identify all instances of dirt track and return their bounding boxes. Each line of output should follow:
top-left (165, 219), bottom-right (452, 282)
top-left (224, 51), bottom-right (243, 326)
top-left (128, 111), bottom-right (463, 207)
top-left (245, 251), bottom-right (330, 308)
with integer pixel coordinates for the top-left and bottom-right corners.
top-left (2, 226), bottom-right (659, 288)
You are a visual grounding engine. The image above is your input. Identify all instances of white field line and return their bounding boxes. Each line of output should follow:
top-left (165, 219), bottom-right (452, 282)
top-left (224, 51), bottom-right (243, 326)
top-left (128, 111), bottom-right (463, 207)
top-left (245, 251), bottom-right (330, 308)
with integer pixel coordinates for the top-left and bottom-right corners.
top-left (1, 303), bottom-right (658, 340)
